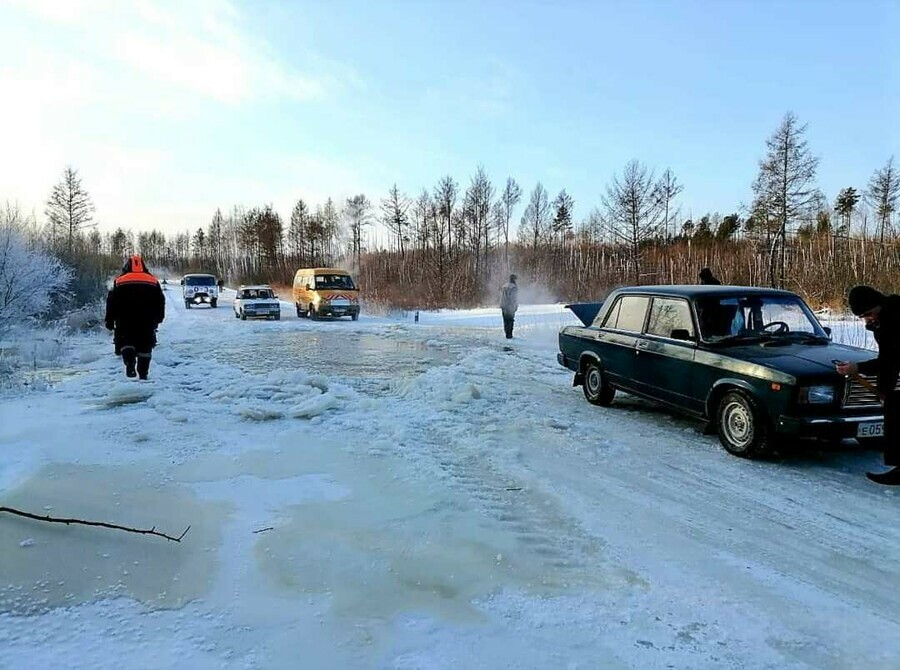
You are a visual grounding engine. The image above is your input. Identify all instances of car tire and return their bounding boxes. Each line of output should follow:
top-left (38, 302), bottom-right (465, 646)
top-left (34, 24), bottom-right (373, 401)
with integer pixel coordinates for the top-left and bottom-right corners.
top-left (211, 299), bottom-right (217, 308)
top-left (351, 313), bottom-right (359, 321)
top-left (310, 304), bottom-right (318, 320)
top-left (240, 311), bottom-right (246, 320)
top-left (716, 390), bottom-right (773, 458)
top-left (274, 313), bottom-right (281, 321)
top-left (185, 301), bottom-right (191, 309)
top-left (234, 310), bottom-right (239, 318)
top-left (295, 303), bottom-right (303, 317)
top-left (582, 361), bottom-right (616, 406)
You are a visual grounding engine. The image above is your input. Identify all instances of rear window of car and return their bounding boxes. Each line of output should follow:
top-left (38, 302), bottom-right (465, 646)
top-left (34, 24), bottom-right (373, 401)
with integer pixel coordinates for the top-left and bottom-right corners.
top-left (646, 297), bottom-right (694, 338)
top-left (603, 295), bottom-right (650, 332)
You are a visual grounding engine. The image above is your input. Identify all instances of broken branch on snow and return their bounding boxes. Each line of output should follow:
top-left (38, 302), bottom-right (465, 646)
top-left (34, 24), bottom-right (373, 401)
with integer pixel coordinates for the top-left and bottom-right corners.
top-left (0, 506), bottom-right (191, 542)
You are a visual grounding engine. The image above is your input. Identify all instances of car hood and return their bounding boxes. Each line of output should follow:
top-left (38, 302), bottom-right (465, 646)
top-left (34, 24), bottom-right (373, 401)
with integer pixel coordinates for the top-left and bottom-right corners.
top-left (723, 341), bottom-right (874, 377)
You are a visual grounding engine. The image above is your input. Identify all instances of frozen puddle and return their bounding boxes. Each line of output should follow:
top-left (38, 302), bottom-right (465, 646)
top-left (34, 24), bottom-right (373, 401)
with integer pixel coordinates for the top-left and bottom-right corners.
top-left (212, 330), bottom-right (462, 396)
top-left (251, 430), bottom-right (629, 624)
top-left (0, 464), bottom-right (228, 616)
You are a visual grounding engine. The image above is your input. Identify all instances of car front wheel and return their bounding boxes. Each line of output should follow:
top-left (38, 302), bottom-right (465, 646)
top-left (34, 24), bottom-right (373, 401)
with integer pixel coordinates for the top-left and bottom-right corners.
top-left (716, 390), bottom-right (772, 458)
top-left (582, 361), bottom-right (615, 406)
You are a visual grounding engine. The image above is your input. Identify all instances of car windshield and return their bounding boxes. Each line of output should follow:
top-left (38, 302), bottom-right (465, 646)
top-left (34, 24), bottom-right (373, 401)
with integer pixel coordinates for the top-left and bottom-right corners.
top-left (185, 276), bottom-right (216, 286)
top-left (241, 289), bottom-right (273, 299)
top-left (315, 274), bottom-right (355, 290)
top-left (695, 294), bottom-right (827, 342)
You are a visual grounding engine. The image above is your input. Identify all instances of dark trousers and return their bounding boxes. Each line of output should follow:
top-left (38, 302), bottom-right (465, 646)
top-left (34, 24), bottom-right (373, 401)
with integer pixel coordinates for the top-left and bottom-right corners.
top-left (121, 346), bottom-right (152, 378)
top-left (884, 391), bottom-right (900, 466)
top-left (502, 311), bottom-right (515, 339)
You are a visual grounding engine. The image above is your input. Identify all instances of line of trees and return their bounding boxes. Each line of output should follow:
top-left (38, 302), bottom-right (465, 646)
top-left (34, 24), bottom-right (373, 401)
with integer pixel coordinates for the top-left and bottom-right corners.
top-left (2, 111), bottom-right (898, 326)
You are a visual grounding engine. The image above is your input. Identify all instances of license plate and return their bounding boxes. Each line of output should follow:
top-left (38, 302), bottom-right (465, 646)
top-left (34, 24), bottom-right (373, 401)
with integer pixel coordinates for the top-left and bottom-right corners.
top-left (333, 309), bottom-right (345, 314)
top-left (857, 421), bottom-right (884, 438)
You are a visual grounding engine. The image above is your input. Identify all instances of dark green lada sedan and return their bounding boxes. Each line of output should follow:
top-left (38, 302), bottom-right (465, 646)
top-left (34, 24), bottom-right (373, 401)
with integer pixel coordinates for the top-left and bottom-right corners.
top-left (557, 285), bottom-right (886, 458)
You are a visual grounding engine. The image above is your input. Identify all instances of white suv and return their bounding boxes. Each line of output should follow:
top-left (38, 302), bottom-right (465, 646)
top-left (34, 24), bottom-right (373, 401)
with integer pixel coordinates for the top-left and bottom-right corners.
top-left (234, 285), bottom-right (281, 320)
top-left (182, 273), bottom-right (221, 308)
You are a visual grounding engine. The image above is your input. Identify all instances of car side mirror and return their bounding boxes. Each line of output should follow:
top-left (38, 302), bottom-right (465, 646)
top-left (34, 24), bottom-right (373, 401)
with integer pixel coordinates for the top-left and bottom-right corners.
top-left (305, 284), bottom-right (312, 291)
top-left (217, 280), bottom-right (224, 289)
top-left (670, 328), bottom-right (693, 341)
top-left (180, 279), bottom-right (184, 286)
top-left (823, 326), bottom-right (832, 337)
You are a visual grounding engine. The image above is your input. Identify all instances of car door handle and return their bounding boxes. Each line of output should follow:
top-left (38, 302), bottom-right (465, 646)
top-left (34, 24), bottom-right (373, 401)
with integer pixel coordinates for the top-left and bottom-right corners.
top-left (636, 340), bottom-right (650, 349)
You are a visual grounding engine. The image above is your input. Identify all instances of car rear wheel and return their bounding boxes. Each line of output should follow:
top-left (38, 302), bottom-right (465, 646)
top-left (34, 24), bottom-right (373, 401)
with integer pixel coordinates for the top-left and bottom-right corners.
top-left (309, 304), bottom-right (318, 320)
top-left (716, 390), bottom-right (772, 458)
top-left (185, 301), bottom-right (191, 309)
top-left (240, 311), bottom-right (246, 320)
top-left (582, 361), bottom-right (615, 406)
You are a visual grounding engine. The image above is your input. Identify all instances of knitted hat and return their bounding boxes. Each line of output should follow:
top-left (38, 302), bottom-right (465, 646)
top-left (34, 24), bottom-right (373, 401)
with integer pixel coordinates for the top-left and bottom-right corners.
top-left (848, 285), bottom-right (884, 316)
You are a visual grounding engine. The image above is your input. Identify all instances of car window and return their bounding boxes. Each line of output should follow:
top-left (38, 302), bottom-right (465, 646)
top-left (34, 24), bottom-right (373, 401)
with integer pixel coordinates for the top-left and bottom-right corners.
top-left (607, 295), bottom-right (650, 332)
top-left (646, 298), bottom-right (694, 338)
top-left (599, 299), bottom-right (621, 328)
top-left (315, 274), bottom-right (355, 290)
top-left (185, 276), bottom-right (216, 286)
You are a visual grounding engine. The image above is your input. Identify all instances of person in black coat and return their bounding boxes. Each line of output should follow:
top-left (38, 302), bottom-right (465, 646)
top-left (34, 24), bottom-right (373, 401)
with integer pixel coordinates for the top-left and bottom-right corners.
top-left (698, 267), bottom-right (721, 285)
top-left (104, 255), bottom-right (165, 379)
top-left (836, 285), bottom-right (900, 484)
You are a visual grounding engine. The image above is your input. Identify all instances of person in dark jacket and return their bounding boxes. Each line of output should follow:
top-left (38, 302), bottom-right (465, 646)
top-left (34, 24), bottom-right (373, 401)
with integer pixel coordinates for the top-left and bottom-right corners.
top-left (698, 267), bottom-right (721, 285)
top-left (836, 285), bottom-right (900, 484)
top-left (105, 255), bottom-right (165, 380)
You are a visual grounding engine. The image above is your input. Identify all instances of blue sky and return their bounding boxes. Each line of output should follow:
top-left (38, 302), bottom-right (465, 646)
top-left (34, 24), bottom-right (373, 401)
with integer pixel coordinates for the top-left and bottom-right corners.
top-left (0, 0), bottom-right (897, 238)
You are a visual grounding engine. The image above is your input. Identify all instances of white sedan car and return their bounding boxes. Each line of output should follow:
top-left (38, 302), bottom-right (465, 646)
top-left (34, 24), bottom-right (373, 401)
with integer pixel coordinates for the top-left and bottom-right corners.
top-left (233, 285), bottom-right (281, 321)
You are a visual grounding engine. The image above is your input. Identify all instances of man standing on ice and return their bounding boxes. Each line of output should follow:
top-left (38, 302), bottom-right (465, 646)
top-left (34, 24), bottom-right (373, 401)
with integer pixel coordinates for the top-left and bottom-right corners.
top-left (104, 254), bottom-right (165, 380)
top-left (500, 273), bottom-right (519, 339)
top-left (836, 285), bottom-right (900, 485)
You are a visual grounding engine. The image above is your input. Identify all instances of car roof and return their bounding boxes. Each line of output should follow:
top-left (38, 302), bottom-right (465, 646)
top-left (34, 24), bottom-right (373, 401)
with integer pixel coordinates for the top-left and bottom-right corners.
top-left (609, 285), bottom-right (799, 299)
top-left (184, 273), bottom-right (216, 278)
top-left (295, 268), bottom-right (351, 275)
top-left (238, 285), bottom-right (273, 290)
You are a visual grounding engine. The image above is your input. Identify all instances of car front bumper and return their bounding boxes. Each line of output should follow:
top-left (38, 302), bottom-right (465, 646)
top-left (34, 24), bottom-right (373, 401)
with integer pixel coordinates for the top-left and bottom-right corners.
top-left (775, 412), bottom-right (885, 439)
top-left (316, 304), bottom-right (359, 317)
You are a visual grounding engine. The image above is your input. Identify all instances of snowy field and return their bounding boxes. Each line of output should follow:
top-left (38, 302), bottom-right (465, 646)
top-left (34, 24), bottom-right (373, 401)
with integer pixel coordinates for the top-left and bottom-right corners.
top-left (1, 288), bottom-right (898, 669)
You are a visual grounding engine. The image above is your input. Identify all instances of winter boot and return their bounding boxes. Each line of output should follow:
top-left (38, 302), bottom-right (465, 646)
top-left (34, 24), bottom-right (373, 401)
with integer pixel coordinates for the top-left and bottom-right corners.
top-left (136, 355), bottom-right (151, 381)
top-left (122, 347), bottom-right (137, 378)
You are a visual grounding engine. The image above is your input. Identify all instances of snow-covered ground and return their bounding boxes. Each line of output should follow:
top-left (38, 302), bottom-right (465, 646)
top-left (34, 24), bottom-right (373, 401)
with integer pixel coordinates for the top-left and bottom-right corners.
top-left (1, 288), bottom-right (898, 669)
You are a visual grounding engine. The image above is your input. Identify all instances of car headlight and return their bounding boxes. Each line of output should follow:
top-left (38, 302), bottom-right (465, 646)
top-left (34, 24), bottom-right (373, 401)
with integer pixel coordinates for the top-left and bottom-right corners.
top-left (799, 385), bottom-right (835, 404)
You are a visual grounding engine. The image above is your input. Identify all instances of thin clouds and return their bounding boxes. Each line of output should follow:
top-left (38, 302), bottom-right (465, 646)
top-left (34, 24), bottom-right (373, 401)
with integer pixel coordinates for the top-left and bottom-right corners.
top-left (9, 0), bottom-right (331, 106)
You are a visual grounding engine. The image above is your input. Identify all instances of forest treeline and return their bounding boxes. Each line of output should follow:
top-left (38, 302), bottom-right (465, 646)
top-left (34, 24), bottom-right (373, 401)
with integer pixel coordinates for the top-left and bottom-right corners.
top-left (2, 111), bottom-right (898, 327)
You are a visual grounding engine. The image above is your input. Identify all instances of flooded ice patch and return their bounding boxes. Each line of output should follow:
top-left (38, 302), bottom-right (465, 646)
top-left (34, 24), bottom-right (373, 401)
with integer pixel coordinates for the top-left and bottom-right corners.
top-left (213, 330), bottom-right (464, 396)
top-left (253, 431), bottom-right (623, 625)
top-left (0, 464), bottom-right (228, 615)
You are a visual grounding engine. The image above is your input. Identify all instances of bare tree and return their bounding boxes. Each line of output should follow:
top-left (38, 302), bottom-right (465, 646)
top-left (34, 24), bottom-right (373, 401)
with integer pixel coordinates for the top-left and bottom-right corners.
top-left (381, 183), bottom-right (410, 257)
top-left (518, 182), bottom-right (551, 253)
top-left (45, 166), bottom-right (95, 257)
top-left (752, 112), bottom-right (820, 287)
top-left (433, 175), bottom-right (458, 260)
top-left (655, 168), bottom-right (683, 241)
top-left (602, 160), bottom-right (665, 282)
top-left (866, 157), bottom-right (900, 243)
top-left (344, 194), bottom-right (372, 270)
top-left (288, 199), bottom-right (310, 263)
top-left (462, 166), bottom-right (494, 281)
top-left (497, 177), bottom-right (521, 270)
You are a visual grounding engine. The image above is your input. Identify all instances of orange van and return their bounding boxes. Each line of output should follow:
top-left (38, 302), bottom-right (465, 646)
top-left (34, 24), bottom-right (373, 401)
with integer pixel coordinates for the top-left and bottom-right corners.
top-left (292, 268), bottom-right (360, 320)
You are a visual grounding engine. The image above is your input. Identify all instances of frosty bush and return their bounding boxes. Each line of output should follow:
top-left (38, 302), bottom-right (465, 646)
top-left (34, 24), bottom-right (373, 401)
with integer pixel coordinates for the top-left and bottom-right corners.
top-left (0, 206), bottom-right (71, 333)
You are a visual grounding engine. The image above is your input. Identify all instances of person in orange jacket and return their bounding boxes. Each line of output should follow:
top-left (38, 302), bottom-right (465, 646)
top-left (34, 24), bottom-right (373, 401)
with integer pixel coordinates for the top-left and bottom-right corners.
top-left (104, 255), bottom-right (165, 379)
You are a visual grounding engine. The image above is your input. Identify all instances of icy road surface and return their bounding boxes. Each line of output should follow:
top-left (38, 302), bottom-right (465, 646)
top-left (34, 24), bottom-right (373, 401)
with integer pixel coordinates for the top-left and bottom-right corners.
top-left (1, 288), bottom-right (898, 669)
